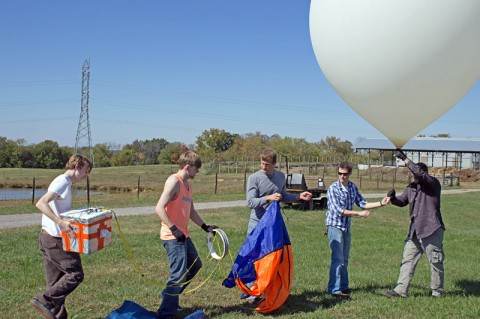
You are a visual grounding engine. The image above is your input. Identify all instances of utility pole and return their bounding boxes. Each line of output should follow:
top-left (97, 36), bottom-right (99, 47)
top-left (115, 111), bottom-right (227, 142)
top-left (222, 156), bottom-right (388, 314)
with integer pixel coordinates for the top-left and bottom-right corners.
top-left (75, 59), bottom-right (94, 165)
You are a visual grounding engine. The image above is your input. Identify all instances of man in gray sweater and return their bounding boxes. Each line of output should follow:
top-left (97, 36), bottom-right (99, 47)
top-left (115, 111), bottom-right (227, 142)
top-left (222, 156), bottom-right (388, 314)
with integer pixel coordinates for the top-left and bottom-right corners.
top-left (383, 148), bottom-right (445, 298)
top-left (242, 149), bottom-right (312, 304)
top-left (246, 149), bottom-right (312, 235)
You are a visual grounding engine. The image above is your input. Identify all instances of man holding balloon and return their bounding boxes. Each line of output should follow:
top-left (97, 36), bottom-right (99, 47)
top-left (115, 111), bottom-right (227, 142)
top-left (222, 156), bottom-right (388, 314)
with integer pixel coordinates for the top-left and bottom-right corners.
top-left (383, 149), bottom-right (445, 298)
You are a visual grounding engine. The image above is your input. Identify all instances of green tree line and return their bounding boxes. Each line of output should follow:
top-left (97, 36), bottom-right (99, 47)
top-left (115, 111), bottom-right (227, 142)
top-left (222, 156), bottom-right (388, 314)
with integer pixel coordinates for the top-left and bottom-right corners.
top-left (0, 129), bottom-right (363, 169)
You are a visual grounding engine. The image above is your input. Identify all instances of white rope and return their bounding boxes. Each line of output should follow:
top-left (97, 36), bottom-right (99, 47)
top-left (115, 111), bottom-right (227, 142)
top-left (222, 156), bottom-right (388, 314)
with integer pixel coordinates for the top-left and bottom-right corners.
top-left (206, 228), bottom-right (229, 260)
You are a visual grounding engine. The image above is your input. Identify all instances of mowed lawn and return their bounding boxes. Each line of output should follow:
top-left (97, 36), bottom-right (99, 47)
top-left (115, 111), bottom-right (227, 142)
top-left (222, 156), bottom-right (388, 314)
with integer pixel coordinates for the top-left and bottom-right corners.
top-left (1, 193), bottom-right (479, 319)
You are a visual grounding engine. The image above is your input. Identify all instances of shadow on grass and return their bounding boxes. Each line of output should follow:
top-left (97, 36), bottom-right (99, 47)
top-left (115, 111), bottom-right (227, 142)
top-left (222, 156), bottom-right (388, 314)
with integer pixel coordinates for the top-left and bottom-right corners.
top-left (358, 283), bottom-right (437, 298)
top-left (451, 279), bottom-right (480, 297)
top-left (357, 280), bottom-right (480, 298)
top-left (206, 290), bottom-right (349, 317)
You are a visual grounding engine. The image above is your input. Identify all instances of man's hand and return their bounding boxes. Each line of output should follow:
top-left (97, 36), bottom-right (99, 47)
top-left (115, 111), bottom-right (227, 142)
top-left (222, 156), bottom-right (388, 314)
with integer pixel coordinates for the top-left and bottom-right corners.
top-left (201, 223), bottom-right (218, 233)
top-left (299, 192), bottom-right (312, 201)
top-left (358, 210), bottom-right (370, 218)
top-left (169, 225), bottom-right (186, 242)
top-left (387, 189), bottom-right (396, 199)
top-left (266, 193), bottom-right (282, 202)
top-left (394, 148), bottom-right (407, 161)
top-left (381, 197), bottom-right (390, 206)
top-left (60, 220), bottom-right (76, 239)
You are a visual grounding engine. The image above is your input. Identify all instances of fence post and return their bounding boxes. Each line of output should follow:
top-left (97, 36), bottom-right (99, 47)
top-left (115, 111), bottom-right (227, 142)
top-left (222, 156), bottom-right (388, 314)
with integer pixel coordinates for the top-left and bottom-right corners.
top-left (87, 176), bottom-right (90, 206)
top-left (137, 175), bottom-right (141, 199)
top-left (244, 170), bottom-right (247, 191)
top-left (393, 168), bottom-right (397, 189)
top-left (214, 173), bottom-right (218, 195)
top-left (359, 173), bottom-right (362, 189)
top-left (32, 177), bottom-right (36, 205)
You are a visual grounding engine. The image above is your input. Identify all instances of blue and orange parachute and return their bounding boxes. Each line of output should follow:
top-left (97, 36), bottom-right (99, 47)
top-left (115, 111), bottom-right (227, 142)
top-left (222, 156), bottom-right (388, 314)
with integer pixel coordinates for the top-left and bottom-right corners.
top-left (223, 201), bottom-right (293, 313)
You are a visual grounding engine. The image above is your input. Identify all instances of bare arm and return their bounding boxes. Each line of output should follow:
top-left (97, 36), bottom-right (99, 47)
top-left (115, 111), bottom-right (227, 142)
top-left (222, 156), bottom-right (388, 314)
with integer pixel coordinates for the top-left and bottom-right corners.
top-left (36, 191), bottom-right (75, 238)
top-left (189, 202), bottom-right (205, 227)
top-left (155, 175), bottom-right (180, 228)
top-left (342, 209), bottom-right (370, 218)
top-left (363, 197), bottom-right (390, 209)
top-left (345, 197), bottom-right (390, 217)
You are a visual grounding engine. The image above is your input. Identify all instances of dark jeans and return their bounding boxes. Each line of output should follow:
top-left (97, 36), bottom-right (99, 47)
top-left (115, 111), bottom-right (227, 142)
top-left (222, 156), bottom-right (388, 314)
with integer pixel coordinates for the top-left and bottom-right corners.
top-left (157, 238), bottom-right (202, 319)
top-left (35, 233), bottom-right (84, 319)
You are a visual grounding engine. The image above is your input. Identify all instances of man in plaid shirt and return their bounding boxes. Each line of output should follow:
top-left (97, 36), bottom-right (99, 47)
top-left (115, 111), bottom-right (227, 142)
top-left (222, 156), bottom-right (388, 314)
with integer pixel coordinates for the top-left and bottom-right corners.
top-left (325, 162), bottom-right (389, 298)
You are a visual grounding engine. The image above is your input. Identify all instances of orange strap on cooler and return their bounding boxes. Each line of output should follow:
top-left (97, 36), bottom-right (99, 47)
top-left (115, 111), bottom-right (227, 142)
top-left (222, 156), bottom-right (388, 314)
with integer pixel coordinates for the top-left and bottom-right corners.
top-left (62, 219), bottom-right (111, 253)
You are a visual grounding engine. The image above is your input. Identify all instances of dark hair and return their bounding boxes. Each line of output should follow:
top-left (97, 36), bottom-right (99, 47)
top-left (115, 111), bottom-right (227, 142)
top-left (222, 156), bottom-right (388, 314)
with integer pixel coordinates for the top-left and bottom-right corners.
top-left (417, 162), bottom-right (428, 173)
top-left (260, 149), bottom-right (277, 164)
top-left (338, 161), bottom-right (353, 174)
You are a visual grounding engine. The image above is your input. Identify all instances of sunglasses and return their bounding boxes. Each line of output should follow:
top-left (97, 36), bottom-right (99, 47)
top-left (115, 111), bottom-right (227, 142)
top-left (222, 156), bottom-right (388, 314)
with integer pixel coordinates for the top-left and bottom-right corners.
top-left (338, 172), bottom-right (349, 176)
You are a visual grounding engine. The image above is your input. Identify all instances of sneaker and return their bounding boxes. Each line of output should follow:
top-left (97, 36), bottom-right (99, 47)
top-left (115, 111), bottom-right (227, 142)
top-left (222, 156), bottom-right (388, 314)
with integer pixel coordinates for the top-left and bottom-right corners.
top-left (240, 293), bottom-right (250, 300)
top-left (332, 292), bottom-right (350, 299)
top-left (342, 289), bottom-right (352, 295)
top-left (383, 290), bottom-right (407, 298)
top-left (243, 296), bottom-right (262, 307)
top-left (160, 292), bottom-right (183, 311)
top-left (30, 298), bottom-right (55, 319)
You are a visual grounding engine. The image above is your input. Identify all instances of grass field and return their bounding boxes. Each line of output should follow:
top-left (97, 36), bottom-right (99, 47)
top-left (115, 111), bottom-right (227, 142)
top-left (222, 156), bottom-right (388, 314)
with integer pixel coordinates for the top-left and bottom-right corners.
top-left (1, 192), bottom-right (479, 318)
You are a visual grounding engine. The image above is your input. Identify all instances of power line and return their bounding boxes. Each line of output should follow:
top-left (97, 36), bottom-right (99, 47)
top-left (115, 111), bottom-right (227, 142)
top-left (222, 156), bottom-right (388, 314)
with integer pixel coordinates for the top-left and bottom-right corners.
top-left (0, 80), bottom-right (79, 87)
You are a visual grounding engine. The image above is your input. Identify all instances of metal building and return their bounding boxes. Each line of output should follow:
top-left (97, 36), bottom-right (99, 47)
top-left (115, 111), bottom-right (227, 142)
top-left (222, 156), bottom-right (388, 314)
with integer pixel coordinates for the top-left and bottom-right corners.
top-left (353, 138), bottom-right (480, 170)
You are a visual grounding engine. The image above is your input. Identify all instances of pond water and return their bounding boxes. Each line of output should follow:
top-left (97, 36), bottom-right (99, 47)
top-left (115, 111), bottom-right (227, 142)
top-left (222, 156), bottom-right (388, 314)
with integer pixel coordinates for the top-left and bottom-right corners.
top-left (0, 189), bottom-right (102, 201)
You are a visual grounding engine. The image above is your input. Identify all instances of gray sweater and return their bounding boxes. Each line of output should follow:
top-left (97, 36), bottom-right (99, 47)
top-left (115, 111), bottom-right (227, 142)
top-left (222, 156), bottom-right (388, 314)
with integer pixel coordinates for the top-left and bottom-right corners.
top-left (246, 169), bottom-right (298, 221)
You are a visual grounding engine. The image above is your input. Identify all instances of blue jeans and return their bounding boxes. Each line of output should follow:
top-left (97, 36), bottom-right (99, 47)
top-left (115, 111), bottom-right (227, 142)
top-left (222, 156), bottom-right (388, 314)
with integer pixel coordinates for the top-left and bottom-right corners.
top-left (157, 238), bottom-right (202, 319)
top-left (327, 226), bottom-right (351, 294)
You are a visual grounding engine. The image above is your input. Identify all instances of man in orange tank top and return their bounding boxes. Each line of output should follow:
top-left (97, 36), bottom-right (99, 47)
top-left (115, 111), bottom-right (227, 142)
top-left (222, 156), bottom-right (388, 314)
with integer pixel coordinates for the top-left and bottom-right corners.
top-left (155, 151), bottom-right (218, 319)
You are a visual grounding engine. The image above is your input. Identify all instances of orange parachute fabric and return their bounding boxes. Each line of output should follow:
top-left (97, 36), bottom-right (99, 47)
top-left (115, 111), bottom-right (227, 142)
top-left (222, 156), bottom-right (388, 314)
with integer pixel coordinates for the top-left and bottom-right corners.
top-left (223, 201), bottom-right (293, 313)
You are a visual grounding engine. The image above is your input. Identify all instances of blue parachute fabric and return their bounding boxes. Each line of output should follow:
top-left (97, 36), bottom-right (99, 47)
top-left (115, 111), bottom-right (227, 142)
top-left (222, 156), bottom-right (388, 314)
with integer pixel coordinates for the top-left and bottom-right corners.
top-left (223, 201), bottom-right (291, 288)
top-left (104, 300), bottom-right (157, 319)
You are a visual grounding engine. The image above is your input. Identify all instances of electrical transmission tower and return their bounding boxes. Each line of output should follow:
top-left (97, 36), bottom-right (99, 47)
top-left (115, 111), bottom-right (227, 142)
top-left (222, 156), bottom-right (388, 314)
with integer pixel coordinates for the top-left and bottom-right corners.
top-left (75, 59), bottom-right (94, 165)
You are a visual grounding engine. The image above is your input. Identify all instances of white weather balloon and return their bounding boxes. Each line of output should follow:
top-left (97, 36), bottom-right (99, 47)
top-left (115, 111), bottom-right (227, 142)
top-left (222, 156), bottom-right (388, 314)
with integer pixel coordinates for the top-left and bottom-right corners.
top-left (310, 0), bottom-right (480, 147)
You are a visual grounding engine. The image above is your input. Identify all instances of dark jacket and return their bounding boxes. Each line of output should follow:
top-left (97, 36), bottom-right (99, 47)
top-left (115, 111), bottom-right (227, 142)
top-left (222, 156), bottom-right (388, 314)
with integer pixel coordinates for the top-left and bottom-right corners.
top-left (391, 161), bottom-right (445, 239)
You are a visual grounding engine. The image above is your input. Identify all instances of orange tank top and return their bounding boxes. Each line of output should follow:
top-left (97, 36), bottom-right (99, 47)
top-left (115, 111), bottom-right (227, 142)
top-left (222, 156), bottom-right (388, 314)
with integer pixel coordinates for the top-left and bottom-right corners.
top-left (160, 174), bottom-right (192, 240)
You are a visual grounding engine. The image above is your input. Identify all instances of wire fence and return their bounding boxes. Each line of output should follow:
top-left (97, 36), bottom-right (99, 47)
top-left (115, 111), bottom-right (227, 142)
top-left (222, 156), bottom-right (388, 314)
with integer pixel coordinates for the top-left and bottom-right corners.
top-left (1, 161), bottom-right (461, 204)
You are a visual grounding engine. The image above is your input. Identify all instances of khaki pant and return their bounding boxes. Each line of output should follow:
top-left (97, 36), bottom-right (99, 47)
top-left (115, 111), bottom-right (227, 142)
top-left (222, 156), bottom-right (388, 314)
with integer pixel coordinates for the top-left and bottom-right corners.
top-left (394, 227), bottom-right (445, 297)
top-left (35, 233), bottom-right (84, 319)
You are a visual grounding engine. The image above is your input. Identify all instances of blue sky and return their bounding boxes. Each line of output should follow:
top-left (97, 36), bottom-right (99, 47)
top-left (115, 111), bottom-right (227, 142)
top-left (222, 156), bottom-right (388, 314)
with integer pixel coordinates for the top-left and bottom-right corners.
top-left (1, 0), bottom-right (479, 148)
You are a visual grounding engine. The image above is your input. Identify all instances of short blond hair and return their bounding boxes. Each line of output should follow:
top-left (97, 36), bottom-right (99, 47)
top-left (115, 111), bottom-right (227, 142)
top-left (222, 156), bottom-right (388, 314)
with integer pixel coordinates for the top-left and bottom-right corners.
top-left (178, 151), bottom-right (202, 169)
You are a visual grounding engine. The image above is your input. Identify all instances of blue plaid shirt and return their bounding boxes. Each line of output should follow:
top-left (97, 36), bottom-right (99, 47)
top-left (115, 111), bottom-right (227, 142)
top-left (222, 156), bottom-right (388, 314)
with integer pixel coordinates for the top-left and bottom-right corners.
top-left (325, 180), bottom-right (367, 231)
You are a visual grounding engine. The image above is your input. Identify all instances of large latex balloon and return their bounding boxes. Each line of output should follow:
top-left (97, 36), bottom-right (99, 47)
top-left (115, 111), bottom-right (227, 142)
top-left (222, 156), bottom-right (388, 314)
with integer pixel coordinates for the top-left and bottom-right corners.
top-left (310, 0), bottom-right (480, 147)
